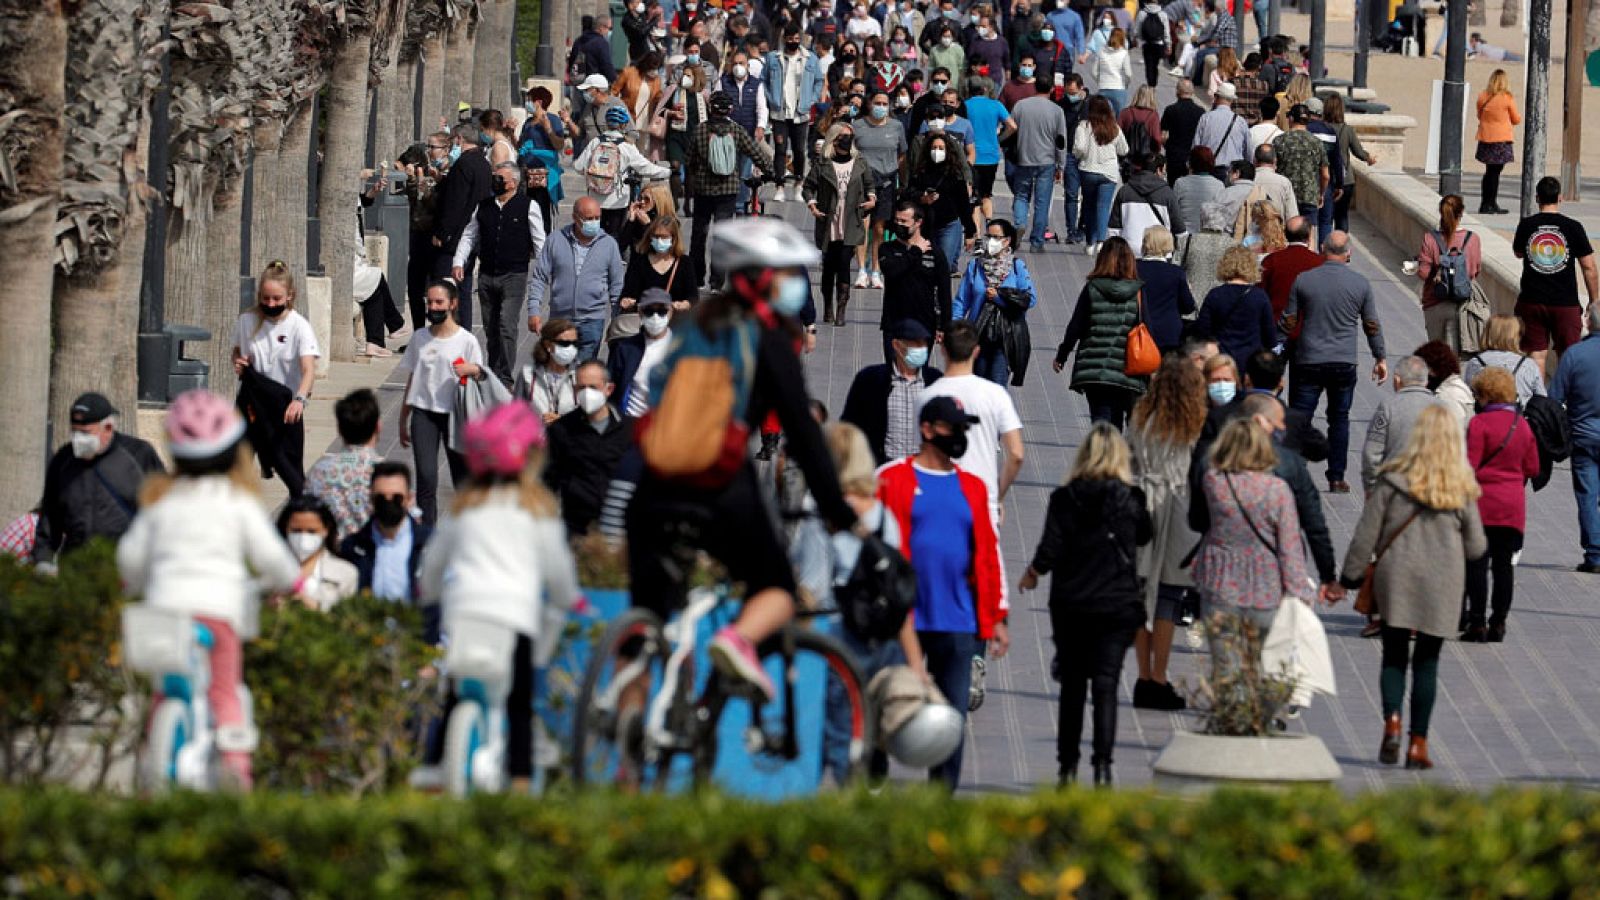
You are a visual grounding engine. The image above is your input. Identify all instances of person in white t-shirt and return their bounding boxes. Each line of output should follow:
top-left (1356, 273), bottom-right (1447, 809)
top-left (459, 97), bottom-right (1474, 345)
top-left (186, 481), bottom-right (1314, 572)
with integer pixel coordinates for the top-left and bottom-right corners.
top-left (231, 261), bottom-right (322, 496)
top-left (397, 280), bottom-right (490, 524)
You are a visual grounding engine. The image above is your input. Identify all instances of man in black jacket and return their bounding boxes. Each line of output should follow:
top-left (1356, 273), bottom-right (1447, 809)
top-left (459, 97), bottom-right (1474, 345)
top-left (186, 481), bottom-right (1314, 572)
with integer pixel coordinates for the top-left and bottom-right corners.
top-left (842, 319), bottom-right (944, 464)
top-left (452, 160), bottom-right (547, 384)
top-left (338, 461), bottom-right (438, 641)
top-left (33, 392), bottom-right (166, 563)
top-left (430, 123), bottom-right (494, 330)
top-left (545, 361), bottom-right (633, 536)
top-left (567, 15), bottom-right (619, 132)
top-left (878, 201), bottom-right (952, 366)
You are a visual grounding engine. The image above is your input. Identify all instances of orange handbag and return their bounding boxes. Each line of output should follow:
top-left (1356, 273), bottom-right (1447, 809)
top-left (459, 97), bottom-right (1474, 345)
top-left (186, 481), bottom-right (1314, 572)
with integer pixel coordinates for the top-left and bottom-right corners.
top-left (1124, 290), bottom-right (1161, 377)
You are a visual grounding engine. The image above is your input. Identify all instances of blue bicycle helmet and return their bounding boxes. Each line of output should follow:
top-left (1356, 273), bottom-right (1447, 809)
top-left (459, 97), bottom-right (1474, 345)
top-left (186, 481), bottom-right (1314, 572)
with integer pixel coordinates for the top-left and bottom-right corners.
top-left (604, 105), bottom-right (631, 128)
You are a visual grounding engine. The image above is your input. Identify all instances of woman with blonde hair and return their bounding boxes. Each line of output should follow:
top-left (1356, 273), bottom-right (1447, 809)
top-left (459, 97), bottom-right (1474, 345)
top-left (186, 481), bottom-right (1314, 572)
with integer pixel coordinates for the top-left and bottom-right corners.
top-left (1249, 200), bottom-right (1286, 253)
top-left (1473, 69), bottom-right (1520, 214)
top-left (1126, 355), bottom-right (1209, 710)
top-left (1020, 422), bottom-right (1152, 786)
top-left (1202, 352), bottom-right (1239, 407)
top-left (1414, 194), bottom-right (1481, 350)
top-left (1196, 245), bottom-right (1275, 365)
top-left (1275, 72), bottom-right (1311, 131)
top-left (1461, 315), bottom-right (1545, 405)
top-left (1341, 405), bottom-right (1487, 770)
top-left (420, 403), bottom-right (580, 793)
top-left (1116, 84), bottom-right (1164, 155)
top-left (230, 261), bottom-right (321, 497)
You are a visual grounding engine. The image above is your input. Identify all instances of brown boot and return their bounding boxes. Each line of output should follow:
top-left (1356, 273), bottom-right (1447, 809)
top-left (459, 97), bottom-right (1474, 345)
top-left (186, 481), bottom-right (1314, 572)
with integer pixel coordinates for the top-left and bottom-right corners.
top-left (1378, 713), bottom-right (1403, 765)
top-left (1404, 735), bottom-right (1434, 770)
top-left (823, 290), bottom-right (835, 325)
top-left (833, 285), bottom-right (850, 326)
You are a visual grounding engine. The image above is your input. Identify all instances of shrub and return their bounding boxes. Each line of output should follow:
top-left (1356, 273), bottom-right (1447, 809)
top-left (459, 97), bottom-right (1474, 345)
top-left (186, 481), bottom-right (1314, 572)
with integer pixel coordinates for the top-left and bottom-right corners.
top-left (1186, 613), bottom-right (1296, 737)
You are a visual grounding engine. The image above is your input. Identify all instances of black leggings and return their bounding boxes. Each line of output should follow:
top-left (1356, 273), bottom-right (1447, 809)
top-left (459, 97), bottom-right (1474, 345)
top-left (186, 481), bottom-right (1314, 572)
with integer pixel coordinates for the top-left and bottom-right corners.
top-left (1083, 385), bottom-right (1138, 431)
top-left (1142, 43), bottom-right (1165, 87)
top-left (360, 276), bottom-right (405, 346)
top-left (820, 240), bottom-right (853, 300)
top-left (1333, 181), bottom-right (1355, 232)
top-left (1380, 626), bottom-right (1444, 736)
top-left (1481, 163), bottom-right (1505, 209)
top-left (1465, 525), bottom-right (1523, 628)
top-left (1054, 616), bottom-right (1136, 769)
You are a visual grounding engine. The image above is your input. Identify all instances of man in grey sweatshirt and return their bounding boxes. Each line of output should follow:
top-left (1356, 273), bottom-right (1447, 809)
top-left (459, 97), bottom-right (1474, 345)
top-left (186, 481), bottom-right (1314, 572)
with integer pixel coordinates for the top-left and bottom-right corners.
top-left (526, 196), bottom-right (624, 363)
top-left (1008, 82), bottom-right (1069, 251)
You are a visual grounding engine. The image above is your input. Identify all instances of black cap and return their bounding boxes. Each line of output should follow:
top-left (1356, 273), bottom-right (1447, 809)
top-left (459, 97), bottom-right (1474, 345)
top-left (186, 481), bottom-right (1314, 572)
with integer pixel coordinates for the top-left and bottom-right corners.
top-left (639, 287), bottom-right (673, 312)
top-left (889, 319), bottom-right (931, 341)
top-left (919, 395), bottom-right (979, 429)
top-left (70, 392), bottom-right (117, 425)
top-left (709, 91), bottom-right (734, 115)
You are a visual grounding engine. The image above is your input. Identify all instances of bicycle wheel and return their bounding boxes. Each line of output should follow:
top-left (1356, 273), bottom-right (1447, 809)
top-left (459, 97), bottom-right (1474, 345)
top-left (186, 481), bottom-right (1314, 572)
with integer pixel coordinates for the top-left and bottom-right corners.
top-left (442, 702), bottom-right (486, 797)
top-left (139, 699), bottom-right (187, 793)
top-left (571, 608), bottom-right (674, 789)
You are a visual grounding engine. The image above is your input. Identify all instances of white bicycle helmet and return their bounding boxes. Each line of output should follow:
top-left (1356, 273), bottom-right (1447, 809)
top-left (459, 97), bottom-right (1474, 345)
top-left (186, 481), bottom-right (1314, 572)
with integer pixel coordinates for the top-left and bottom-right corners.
top-left (709, 217), bottom-right (821, 272)
top-left (869, 666), bottom-right (963, 769)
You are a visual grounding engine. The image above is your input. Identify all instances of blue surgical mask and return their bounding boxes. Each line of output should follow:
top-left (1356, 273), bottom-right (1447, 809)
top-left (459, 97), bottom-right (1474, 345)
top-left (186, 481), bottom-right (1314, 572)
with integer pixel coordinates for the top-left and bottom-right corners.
top-left (448, 144), bottom-right (462, 163)
top-left (1019, 65), bottom-right (1035, 78)
top-left (687, 53), bottom-right (701, 65)
top-left (903, 345), bottom-right (930, 368)
top-left (579, 218), bottom-right (602, 238)
top-left (1040, 28), bottom-right (1054, 41)
top-left (479, 130), bottom-right (494, 146)
top-left (871, 103), bottom-right (889, 119)
top-left (650, 236), bottom-right (673, 254)
top-left (525, 100), bottom-right (537, 113)
top-left (1208, 381), bottom-right (1237, 406)
top-left (772, 274), bottom-right (810, 316)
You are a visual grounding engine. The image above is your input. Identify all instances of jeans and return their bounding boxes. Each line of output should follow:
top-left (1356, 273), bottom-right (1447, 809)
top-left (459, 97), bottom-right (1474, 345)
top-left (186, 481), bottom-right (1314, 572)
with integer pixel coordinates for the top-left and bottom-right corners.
top-left (1053, 616), bottom-right (1136, 771)
top-left (1572, 442), bottom-right (1600, 566)
top-left (1011, 164), bottom-right (1055, 247)
top-left (771, 118), bottom-right (810, 188)
top-left (1288, 361), bottom-right (1357, 481)
top-left (573, 316), bottom-right (605, 363)
top-left (690, 193), bottom-right (738, 288)
top-left (918, 629), bottom-right (983, 790)
top-left (1142, 43), bottom-right (1165, 87)
top-left (1080, 171), bottom-right (1117, 244)
top-left (975, 342), bottom-right (1010, 385)
top-left (1333, 181), bottom-right (1355, 232)
top-left (1253, 0), bottom-right (1270, 44)
top-left (410, 408), bottom-right (467, 525)
top-left (1083, 385), bottom-right (1137, 430)
top-left (1099, 88), bottom-right (1127, 116)
top-left (1317, 185), bottom-right (1335, 246)
top-left (1060, 154), bottom-right (1083, 240)
top-left (823, 624), bottom-right (903, 782)
top-left (1465, 525), bottom-right (1524, 628)
top-left (431, 248), bottom-right (475, 331)
top-left (477, 271), bottom-right (528, 384)
top-left (1380, 626), bottom-right (1444, 736)
top-left (935, 220), bottom-right (964, 275)
top-left (736, 154), bottom-right (755, 211)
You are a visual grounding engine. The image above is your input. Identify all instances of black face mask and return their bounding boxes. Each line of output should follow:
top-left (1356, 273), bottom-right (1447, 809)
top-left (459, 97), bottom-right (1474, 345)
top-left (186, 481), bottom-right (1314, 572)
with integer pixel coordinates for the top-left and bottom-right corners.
top-left (427, 309), bottom-right (450, 325)
top-left (930, 429), bottom-right (968, 459)
top-left (787, 41), bottom-right (802, 51)
top-left (493, 175), bottom-right (512, 194)
top-left (260, 303), bottom-right (287, 318)
top-left (372, 495), bottom-right (408, 528)
top-left (833, 140), bottom-right (852, 158)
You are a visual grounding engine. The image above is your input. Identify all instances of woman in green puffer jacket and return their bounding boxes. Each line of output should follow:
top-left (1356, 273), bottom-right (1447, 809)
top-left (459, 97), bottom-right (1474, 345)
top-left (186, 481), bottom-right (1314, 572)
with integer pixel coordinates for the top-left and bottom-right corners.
top-left (1052, 237), bottom-right (1149, 429)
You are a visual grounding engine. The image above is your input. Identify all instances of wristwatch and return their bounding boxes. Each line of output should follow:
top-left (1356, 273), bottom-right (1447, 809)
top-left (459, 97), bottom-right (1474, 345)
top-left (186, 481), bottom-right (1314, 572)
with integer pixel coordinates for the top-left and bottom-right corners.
top-left (294, 394), bottom-right (309, 404)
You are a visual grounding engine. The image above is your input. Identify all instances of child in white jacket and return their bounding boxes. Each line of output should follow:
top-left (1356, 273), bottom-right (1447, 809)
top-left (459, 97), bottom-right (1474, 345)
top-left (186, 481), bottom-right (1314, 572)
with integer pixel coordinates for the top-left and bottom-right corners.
top-left (419, 402), bottom-right (579, 789)
top-left (116, 390), bottom-right (300, 789)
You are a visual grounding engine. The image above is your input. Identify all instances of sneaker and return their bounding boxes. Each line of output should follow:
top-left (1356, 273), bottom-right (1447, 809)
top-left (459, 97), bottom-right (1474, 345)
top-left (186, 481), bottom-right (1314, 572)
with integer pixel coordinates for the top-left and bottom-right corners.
top-left (870, 271), bottom-right (885, 289)
top-left (967, 655), bottom-right (987, 711)
top-left (853, 270), bottom-right (871, 289)
top-left (709, 626), bottom-right (775, 701)
top-left (1360, 619), bottom-right (1384, 639)
top-left (1133, 678), bottom-right (1158, 708)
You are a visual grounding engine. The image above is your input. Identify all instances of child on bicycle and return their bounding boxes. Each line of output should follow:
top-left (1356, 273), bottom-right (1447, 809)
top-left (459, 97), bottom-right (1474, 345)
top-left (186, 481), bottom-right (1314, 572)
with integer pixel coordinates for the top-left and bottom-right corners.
top-left (418, 402), bottom-right (579, 790)
top-left (116, 389), bottom-right (302, 789)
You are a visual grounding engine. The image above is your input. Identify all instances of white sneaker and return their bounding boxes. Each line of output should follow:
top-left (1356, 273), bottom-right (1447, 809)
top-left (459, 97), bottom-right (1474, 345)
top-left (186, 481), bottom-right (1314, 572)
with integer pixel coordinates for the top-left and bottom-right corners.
top-left (1085, 242), bottom-right (1098, 256)
top-left (870, 271), bottom-right (885, 289)
top-left (853, 270), bottom-right (871, 289)
top-left (1168, 65), bottom-right (1185, 77)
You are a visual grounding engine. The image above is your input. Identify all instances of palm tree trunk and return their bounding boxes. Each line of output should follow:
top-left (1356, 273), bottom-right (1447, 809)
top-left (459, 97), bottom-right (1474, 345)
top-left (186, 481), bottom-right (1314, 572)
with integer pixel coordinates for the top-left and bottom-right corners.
top-left (319, 29), bottom-right (375, 363)
top-left (444, 19), bottom-right (470, 118)
top-left (1500, 0), bottom-right (1520, 27)
top-left (422, 33), bottom-right (446, 132)
top-left (0, 0), bottom-right (68, 520)
top-left (249, 121), bottom-right (283, 276)
top-left (373, 27), bottom-right (405, 167)
top-left (163, 179), bottom-right (213, 353)
top-left (395, 56), bottom-right (418, 151)
top-left (275, 103), bottom-right (313, 286)
top-left (471, 7), bottom-right (494, 107)
top-left (204, 174), bottom-right (247, 398)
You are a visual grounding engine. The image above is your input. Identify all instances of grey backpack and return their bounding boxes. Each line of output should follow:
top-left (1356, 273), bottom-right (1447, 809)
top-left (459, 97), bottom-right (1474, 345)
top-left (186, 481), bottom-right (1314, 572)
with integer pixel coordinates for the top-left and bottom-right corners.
top-left (1430, 230), bottom-right (1474, 304)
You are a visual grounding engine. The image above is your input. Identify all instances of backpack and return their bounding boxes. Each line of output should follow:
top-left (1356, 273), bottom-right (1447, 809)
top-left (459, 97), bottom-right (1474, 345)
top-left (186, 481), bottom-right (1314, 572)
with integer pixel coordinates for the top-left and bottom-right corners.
top-left (636, 318), bottom-right (758, 488)
top-left (565, 46), bottom-right (589, 86)
top-left (1122, 117), bottom-right (1157, 159)
top-left (1429, 230), bottom-right (1474, 304)
top-left (707, 126), bottom-right (739, 177)
top-left (1523, 392), bottom-right (1571, 491)
top-left (1265, 58), bottom-right (1294, 93)
top-left (583, 135), bottom-right (625, 196)
top-left (836, 522), bottom-right (918, 641)
top-left (1139, 11), bottom-right (1167, 45)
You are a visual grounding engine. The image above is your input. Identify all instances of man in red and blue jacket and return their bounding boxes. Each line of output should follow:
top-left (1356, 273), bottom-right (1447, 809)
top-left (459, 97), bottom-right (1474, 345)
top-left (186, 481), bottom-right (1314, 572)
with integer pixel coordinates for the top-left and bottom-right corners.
top-left (876, 395), bottom-right (1007, 790)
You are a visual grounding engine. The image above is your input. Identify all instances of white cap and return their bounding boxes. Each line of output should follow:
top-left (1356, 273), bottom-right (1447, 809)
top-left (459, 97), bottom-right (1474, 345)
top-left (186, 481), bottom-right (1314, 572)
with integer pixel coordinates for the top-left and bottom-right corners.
top-left (577, 74), bottom-right (610, 91)
top-left (1215, 82), bottom-right (1237, 101)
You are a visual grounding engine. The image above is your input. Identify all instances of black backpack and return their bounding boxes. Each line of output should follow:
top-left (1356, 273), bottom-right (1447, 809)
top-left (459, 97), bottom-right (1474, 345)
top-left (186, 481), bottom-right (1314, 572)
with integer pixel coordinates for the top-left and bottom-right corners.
top-left (1523, 392), bottom-right (1571, 491)
top-left (836, 523), bottom-right (918, 642)
top-left (1122, 118), bottom-right (1157, 159)
top-left (1139, 12), bottom-right (1166, 45)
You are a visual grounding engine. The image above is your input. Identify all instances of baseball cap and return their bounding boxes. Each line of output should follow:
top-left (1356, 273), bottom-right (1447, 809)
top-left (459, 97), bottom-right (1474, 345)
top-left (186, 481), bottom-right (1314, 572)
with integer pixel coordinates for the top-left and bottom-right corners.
top-left (919, 395), bottom-right (979, 429)
top-left (889, 319), bottom-right (932, 341)
top-left (1304, 95), bottom-right (1324, 115)
top-left (70, 392), bottom-right (117, 426)
top-left (578, 74), bottom-right (611, 92)
top-left (1215, 82), bottom-right (1237, 101)
top-left (639, 288), bottom-right (673, 312)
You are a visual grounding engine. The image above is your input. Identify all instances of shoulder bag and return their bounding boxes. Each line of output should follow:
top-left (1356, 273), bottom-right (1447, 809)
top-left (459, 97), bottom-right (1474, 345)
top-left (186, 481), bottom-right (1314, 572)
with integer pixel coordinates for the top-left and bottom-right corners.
top-left (1473, 409), bottom-right (1522, 472)
top-left (1353, 495), bottom-right (1422, 616)
top-left (1123, 289), bottom-right (1161, 376)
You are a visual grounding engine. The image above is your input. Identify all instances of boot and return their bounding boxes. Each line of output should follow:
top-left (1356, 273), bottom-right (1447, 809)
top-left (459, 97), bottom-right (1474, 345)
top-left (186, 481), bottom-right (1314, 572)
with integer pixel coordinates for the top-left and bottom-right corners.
top-left (833, 285), bottom-right (850, 327)
top-left (1404, 735), bottom-right (1434, 770)
top-left (822, 289), bottom-right (835, 326)
top-left (1092, 761), bottom-right (1114, 788)
top-left (1378, 713), bottom-right (1403, 765)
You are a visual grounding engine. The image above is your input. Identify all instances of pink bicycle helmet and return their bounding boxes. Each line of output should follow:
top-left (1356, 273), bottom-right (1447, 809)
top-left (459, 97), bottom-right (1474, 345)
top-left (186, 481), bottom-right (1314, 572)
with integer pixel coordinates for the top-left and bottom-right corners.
top-left (462, 403), bottom-right (545, 478)
top-left (165, 389), bottom-right (247, 461)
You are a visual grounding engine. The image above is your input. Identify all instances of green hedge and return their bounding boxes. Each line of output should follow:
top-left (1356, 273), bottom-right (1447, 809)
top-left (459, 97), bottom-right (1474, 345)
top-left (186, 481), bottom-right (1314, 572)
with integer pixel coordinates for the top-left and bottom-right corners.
top-left (4, 787), bottom-right (1600, 897)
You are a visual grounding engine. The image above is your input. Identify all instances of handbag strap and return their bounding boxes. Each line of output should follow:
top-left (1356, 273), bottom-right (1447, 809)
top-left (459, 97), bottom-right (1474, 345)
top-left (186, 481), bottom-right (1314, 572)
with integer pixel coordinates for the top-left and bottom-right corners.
top-left (665, 256), bottom-right (680, 293)
top-left (1474, 409), bottom-right (1522, 471)
top-left (1371, 495), bottom-right (1422, 564)
top-left (1223, 472), bottom-right (1277, 555)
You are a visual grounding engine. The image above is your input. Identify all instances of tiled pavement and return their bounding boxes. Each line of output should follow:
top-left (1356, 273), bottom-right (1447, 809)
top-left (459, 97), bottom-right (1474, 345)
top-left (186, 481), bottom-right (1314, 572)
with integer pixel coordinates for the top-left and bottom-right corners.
top-left (351, 117), bottom-right (1600, 795)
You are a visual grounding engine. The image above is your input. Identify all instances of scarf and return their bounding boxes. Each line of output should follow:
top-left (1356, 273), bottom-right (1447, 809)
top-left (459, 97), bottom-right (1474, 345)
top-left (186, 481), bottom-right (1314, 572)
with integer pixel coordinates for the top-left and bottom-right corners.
top-left (981, 245), bottom-right (1014, 290)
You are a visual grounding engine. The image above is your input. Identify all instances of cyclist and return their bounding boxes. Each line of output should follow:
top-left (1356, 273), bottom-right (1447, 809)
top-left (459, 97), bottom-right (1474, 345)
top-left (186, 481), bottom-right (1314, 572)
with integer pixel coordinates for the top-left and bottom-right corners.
top-left (627, 218), bottom-right (858, 700)
top-left (116, 389), bottom-right (301, 790)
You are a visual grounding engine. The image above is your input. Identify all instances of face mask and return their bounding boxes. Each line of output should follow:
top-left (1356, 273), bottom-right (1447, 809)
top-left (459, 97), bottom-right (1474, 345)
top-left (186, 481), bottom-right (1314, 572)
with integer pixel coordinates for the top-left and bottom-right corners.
top-left (1040, 27), bottom-right (1055, 41)
top-left (1065, 90), bottom-right (1083, 103)
top-left (1100, 21), bottom-right (1113, 32)
top-left (71, 430), bottom-right (102, 460)
top-left (479, 131), bottom-right (493, 146)
top-left (928, 118), bottom-right (945, 132)
top-left (287, 532), bottom-right (324, 563)
top-left (929, 147), bottom-right (946, 163)
top-left (1019, 64), bottom-right (1035, 78)
top-left (645, 69), bottom-right (660, 80)
top-left (525, 101), bottom-right (537, 113)
top-left (687, 53), bottom-right (701, 64)
top-left (846, 104), bottom-right (860, 119)
top-left (577, 386), bottom-right (608, 415)
top-left (902, 345), bottom-right (929, 368)
top-left (634, 3), bottom-right (645, 12)
top-left (650, 236), bottom-right (673, 255)
top-left (984, 236), bottom-right (1005, 255)
top-left (895, 95), bottom-right (911, 109)
top-left (871, 103), bottom-right (889, 119)
top-left (772, 274), bottom-right (809, 316)
top-left (448, 144), bottom-right (462, 163)
top-left (641, 312), bottom-right (671, 336)
top-left (733, 64), bottom-right (748, 79)
top-left (929, 429), bottom-right (968, 459)
top-left (426, 309), bottom-right (450, 325)
top-left (977, 27), bottom-right (991, 38)
top-left (579, 218), bottom-right (602, 238)
top-left (260, 302), bottom-right (288, 318)
top-left (1208, 381), bottom-right (1237, 406)
top-left (372, 495), bottom-right (408, 529)
top-left (682, 73), bottom-right (695, 87)
top-left (787, 41), bottom-right (802, 51)
top-left (834, 139), bottom-right (853, 158)
top-left (551, 344), bottom-right (579, 366)
top-left (968, 12), bottom-right (979, 22)
top-left (939, 35), bottom-right (953, 46)
top-left (686, 2), bottom-right (696, 9)
top-left (931, 81), bottom-right (948, 91)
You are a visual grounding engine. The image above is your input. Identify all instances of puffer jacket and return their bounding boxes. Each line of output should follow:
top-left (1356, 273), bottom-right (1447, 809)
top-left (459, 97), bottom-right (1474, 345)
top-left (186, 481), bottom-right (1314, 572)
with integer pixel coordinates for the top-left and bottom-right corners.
top-left (1055, 276), bottom-right (1148, 395)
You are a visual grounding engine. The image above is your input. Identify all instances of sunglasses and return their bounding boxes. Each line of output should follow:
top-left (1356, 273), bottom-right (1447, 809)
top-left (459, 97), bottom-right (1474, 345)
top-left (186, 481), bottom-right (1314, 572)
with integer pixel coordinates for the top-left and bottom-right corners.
top-left (551, 339), bottom-right (577, 348)
top-left (373, 492), bottom-right (407, 504)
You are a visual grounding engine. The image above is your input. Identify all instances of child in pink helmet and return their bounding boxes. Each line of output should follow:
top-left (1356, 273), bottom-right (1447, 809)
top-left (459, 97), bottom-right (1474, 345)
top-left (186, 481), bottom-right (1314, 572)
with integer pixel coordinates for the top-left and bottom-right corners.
top-left (115, 389), bottom-right (301, 788)
top-left (418, 402), bottom-right (579, 790)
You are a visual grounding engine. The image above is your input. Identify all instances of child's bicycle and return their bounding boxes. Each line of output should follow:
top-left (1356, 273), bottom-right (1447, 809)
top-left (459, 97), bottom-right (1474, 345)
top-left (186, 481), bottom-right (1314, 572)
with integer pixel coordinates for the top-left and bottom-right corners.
top-left (571, 582), bottom-right (874, 792)
top-left (122, 602), bottom-right (259, 792)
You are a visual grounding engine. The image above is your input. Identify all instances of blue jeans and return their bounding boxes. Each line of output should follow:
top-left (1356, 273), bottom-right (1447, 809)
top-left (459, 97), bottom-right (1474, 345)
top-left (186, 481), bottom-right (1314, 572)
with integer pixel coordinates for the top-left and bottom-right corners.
top-left (1288, 361), bottom-right (1357, 482)
top-left (1011, 164), bottom-right (1055, 247)
top-left (1099, 88), bottom-right (1127, 116)
top-left (1253, 0), bottom-right (1271, 43)
top-left (736, 155), bottom-right (754, 211)
top-left (1060, 154), bottom-right (1083, 240)
top-left (573, 316), bottom-right (606, 362)
top-left (823, 624), bottom-right (904, 782)
top-left (975, 343), bottom-right (1010, 385)
top-left (1572, 442), bottom-right (1600, 566)
top-left (1317, 185), bottom-right (1336, 247)
top-left (918, 629), bottom-right (983, 790)
top-left (1080, 171), bottom-right (1117, 244)
top-left (935, 220), bottom-right (964, 276)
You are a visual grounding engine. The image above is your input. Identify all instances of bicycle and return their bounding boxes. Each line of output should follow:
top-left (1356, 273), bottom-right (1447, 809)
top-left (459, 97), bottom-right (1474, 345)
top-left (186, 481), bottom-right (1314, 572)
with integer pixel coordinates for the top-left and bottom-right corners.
top-left (122, 601), bottom-right (260, 792)
top-left (741, 171), bottom-right (786, 219)
top-left (571, 583), bottom-right (875, 793)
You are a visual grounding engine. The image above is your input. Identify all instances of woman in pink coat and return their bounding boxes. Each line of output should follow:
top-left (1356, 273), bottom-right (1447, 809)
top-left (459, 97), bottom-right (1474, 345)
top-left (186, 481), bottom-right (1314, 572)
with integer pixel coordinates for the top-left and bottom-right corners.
top-left (1461, 367), bottom-right (1540, 643)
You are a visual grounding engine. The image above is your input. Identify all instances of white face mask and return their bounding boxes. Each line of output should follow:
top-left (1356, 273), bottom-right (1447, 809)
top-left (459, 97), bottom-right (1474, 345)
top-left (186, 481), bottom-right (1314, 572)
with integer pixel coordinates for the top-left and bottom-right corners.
top-left (682, 73), bottom-right (695, 87)
top-left (985, 236), bottom-right (1005, 255)
top-left (287, 531), bottom-right (325, 563)
top-left (939, 35), bottom-right (953, 46)
top-left (551, 344), bottom-right (579, 366)
top-left (929, 147), bottom-right (946, 163)
top-left (577, 386), bottom-right (608, 415)
top-left (642, 313), bottom-right (671, 337)
top-left (733, 63), bottom-right (748, 80)
top-left (70, 430), bottom-right (102, 460)
top-left (634, 2), bottom-right (645, 12)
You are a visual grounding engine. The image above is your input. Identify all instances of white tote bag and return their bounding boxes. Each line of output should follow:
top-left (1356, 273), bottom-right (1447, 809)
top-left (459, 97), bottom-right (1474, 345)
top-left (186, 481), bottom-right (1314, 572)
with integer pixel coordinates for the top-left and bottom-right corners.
top-left (1262, 596), bottom-right (1337, 709)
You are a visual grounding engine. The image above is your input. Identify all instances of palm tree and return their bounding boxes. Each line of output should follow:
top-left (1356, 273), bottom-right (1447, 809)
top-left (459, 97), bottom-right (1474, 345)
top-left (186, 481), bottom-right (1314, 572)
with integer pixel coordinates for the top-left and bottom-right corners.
top-left (0, 1), bottom-right (69, 521)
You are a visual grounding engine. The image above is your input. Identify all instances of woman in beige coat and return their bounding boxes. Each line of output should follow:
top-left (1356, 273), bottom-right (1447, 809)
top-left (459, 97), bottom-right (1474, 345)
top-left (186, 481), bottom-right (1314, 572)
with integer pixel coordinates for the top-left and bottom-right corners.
top-left (1341, 406), bottom-right (1487, 771)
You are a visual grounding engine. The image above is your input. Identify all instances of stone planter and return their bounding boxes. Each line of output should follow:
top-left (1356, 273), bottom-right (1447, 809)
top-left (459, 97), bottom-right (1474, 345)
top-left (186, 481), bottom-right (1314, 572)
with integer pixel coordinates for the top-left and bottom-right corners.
top-left (1152, 730), bottom-right (1342, 791)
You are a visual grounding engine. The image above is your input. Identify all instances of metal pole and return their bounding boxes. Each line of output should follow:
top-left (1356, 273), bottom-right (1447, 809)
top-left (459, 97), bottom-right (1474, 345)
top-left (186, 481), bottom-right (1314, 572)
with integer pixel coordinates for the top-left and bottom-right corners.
top-left (1438, 0), bottom-right (1468, 195)
top-left (306, 92), bottom-right (325, 276)
top-left (1268, 0), bottom-right (1281, 41)
top-left (1561, 0), bottom-right (1586, 200)
top-left (1234, 0), bottom-right (1248, 52)
top-left (1309, 0), bottom-right (1327, 78)
top-left (536, 0), bottom-right (557, 75)
top-left (1354, 0), bottom-right (1370, 86)
top-left (239, 151), bottom-right (255, 312)
top-left (139, 17), bottom-right (173, 336)
top-left (413, 49), bottom-right (426, 142)
top-left (1519, 0), bottom-right (1553, 217)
